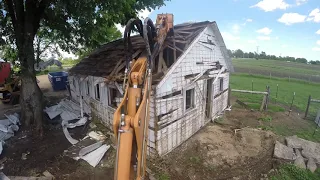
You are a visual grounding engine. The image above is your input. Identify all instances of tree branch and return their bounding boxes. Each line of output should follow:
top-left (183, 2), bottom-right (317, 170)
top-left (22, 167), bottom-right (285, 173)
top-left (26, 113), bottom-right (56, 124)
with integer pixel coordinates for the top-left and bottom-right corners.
top-left (33, 0), bottom-right (49, 36)
top-left (4, 0), bottom-right (17, 34)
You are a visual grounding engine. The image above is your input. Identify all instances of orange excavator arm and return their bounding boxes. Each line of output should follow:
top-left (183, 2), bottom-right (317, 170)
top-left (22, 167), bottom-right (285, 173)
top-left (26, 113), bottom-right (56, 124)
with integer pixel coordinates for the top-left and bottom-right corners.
top-left (113, 14), bottom-right (173, 180)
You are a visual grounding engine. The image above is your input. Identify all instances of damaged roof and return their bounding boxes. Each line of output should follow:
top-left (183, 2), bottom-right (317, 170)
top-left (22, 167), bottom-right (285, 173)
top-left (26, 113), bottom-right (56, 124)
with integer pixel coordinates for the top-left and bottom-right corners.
top-left (69, 21), bottom-right (234, 78)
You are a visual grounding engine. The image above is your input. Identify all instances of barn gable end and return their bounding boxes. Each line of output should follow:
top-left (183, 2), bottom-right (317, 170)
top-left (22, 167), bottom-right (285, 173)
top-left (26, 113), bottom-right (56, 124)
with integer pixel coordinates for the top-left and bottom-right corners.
top-left (149, 23), bottom-right (232, 155)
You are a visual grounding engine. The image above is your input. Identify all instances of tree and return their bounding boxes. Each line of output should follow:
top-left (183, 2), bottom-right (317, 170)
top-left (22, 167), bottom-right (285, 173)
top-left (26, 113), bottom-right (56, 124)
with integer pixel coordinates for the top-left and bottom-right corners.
top-left (227, 49), bottom-right (233, 58)
top-left (296, 58), bottom-right (307, 64)
top-left (77, 25), bottom-right (122, 59)
top-left (248, 52), bottom-right (254, 58)
top-left (259, 51), bottom-right (267, 59)
top-left (234, 49), bottom-right (244, 58)
top-left (0, 0), bottom-right (167, 135)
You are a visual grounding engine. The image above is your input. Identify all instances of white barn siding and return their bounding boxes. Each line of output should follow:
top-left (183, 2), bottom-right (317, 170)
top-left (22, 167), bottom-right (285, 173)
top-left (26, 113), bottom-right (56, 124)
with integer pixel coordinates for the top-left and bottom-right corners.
top-left (154, 26), bottom-right (230, 155)
top-left (68, 75), bottom-right (116, 127)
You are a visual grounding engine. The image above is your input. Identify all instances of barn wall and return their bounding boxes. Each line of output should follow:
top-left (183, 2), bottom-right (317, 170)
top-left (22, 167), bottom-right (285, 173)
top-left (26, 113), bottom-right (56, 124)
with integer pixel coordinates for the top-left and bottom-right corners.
top-left (68, 75), bottom-right (115, 127)
top-left (154, 26), bottom-right (231, 155)
top-left (68, 75), bottom-right (157, 156)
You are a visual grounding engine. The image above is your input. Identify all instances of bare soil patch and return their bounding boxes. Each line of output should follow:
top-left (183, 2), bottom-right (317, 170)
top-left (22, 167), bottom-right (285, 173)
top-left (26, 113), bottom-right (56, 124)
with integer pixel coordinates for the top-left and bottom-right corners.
top-left (150, 123), bottom-right (276, 180)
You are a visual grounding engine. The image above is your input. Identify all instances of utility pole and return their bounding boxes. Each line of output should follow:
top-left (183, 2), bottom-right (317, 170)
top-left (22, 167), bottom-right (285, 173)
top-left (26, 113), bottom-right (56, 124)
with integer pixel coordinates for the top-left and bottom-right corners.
top-left (256, 46), bottom-right (259, 59)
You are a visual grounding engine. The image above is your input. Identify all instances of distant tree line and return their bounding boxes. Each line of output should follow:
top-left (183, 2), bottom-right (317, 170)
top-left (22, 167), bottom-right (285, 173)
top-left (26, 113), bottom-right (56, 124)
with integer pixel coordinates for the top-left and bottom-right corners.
top-left (227, 49), bottom-right (320, 65)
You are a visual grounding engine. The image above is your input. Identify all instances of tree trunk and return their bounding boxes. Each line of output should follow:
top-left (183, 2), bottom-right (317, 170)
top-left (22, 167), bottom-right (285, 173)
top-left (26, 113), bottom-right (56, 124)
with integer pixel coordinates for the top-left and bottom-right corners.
top-left (19, 34), bottom-right (44, 136)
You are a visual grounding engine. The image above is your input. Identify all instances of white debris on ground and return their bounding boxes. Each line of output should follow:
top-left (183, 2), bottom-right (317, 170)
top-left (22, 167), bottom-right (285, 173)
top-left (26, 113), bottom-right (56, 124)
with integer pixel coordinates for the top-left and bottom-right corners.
top-left (0, 113), bottom-right (20, 155)
top-left (62, 117), bottom-right (88, 145)
top-left (64, 135), bottom-right (110, 167)
top-left (44, 99), bottom-right (91, 144)
top-left (81, 144), bottom-right (110, 167)
top-left (44, 99), bottom-right (85, 121)
top-left (45, 99), bottom-right (109, 167)
top-left (273, 135), bottom-right (320, 172)
top-left (88, 131), bottom-right (107, 141)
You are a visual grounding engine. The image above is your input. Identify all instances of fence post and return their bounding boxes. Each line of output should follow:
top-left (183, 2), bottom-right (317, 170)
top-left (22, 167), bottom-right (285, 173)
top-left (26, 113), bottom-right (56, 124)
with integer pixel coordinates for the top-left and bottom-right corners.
top-left (228, 88), bottom-right (231, 107)
top-left (275, 84), bottom-right (279, 104)
top-left (288, 92), bottom-right (296, 116)
top-left (269, 72), bottom-right (271, 80)
top-left (304, 95), bottom-right (311, 119)
top-left (251, 80), bottom-right (254, 93)
top-left (265, 86), bottom-right (270, 111)
top-left (260, 95), bottom-right (267, 111)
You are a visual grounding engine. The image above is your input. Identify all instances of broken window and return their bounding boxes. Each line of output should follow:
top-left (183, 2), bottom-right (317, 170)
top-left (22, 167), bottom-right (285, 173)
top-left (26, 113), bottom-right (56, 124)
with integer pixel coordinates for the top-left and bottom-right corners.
top-left (185, 88), bottom-right (195, 111)
top-left (95, 84), bottom-right (100, 101)
top-left (219, 78), bottom-right (224, 91)
top-left (108, 87), bottom-right (120, 108)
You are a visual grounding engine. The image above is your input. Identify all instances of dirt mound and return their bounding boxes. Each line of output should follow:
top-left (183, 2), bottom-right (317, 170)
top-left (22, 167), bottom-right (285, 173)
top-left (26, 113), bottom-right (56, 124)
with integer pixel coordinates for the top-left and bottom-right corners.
top-left (152, 124), bottom-right (276, 180)
top-left (196, 126), bottom-right (275, 167)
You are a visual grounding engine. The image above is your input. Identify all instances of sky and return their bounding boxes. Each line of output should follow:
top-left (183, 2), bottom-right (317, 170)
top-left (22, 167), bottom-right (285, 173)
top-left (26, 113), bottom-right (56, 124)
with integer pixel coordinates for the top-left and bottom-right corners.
top-left (143, 0), bottom-right (320, 60)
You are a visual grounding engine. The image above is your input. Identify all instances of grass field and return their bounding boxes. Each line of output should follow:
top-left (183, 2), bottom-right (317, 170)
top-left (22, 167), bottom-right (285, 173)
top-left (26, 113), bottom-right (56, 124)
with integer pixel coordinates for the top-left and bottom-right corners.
top-left (230, 73), bottom-right (320, 118)
top-left (232, 58), bottom-right (320, 83)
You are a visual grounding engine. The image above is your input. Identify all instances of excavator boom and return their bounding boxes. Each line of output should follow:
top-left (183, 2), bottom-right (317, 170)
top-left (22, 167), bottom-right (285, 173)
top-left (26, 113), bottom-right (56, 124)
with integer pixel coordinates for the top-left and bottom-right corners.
top-left (113, 14), bottom-right (173, 180)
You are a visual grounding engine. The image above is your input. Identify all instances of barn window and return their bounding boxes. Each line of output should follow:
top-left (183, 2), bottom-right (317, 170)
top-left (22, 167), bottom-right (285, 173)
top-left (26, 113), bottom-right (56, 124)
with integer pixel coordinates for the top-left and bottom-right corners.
top-left (86, 81), bottom-right (90, 95)
top-left (108, 87), bottom-right (120, 108)
top-left (219, 78), bottom-right (224, 91)
top-left (95, 84), bottom-right (100, 100)
top-left (185, 88), bottom-right (195, 111)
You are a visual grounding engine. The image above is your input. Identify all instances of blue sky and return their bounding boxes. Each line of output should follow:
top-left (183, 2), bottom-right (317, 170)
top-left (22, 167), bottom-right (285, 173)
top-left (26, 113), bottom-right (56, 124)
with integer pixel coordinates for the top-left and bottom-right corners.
top-left (147, 0), bottom-right (320, 60)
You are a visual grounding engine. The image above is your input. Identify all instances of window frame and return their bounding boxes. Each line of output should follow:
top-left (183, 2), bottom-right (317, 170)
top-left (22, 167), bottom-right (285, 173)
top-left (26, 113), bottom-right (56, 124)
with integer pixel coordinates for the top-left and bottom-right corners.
top-left (184, 86), bottom-right (195, 112)
top-left (108, 85), bottom-right (119, 108)
top-left (219, 78), bottom-right (224, 92)
top-left (86, 81), bottom-right (90, 95)
top-left (94, 83), bottom-right (100, 101)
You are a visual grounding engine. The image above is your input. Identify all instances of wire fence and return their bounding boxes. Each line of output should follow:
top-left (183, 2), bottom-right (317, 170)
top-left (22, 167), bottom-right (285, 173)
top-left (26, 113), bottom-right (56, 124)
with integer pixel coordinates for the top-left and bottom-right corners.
top-left (235, 67), bottom-right (320, 83)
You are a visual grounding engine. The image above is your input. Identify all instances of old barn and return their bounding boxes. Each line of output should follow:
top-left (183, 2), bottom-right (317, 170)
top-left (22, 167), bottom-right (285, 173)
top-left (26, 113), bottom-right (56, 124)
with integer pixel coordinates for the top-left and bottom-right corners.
top-left (68, 21), bottom-right (234, 156)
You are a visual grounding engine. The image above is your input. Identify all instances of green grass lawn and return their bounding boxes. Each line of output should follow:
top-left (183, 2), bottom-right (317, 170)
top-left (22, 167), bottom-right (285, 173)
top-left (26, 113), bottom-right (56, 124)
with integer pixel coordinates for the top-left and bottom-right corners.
top-left (271, 164), bottom-right (320, 180)
top-left (230, 73), bottom-right (320, 117)
top-left (232, 58), bottom-right (320, 76)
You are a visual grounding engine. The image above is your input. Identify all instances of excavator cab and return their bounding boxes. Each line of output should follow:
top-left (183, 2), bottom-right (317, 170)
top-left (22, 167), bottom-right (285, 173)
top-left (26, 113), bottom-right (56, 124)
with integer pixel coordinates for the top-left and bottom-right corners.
top-left (113, 14), bottom-right (173, 180)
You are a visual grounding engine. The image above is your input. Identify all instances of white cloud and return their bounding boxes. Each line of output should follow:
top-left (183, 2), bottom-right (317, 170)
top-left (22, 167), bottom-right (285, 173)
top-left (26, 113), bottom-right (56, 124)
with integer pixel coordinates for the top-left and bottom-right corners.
top-left (246, 19), bottom-right (253, 22)
top-left (248, 40), bottom-right (257, 44)
top-left (257, 36), bottom-right (271, 40)
top-left (317, 40), bottom-right (320, 45)
top-left (256, 27), bottom-right (272, 35)
top-left (312, 47), bottom-right (320, 51)
top-left (221, 32), bottom-right (240, 41)
top-left (296, 0), bottom-right (307, 5)
top-left (251, 0), bottom-right (289, 12)
top-left (138, 9), bottom-right (153, 19)
top-left (317, 29), bottom-right (320, 34)
top-left (275, 36), bottom-right (279, 40)
top-left (232, 24), bottom-right (241, 34)
top-left (115, 9), bottom-right (153, 34)
top-left (281, 44), bottom-right (288, 48)
top-left (308, 8), bottom-right (320, 23)
top-left (278, 13), bottom-right (306, 25)
top-left (115, 24), bottom-right (125, 34)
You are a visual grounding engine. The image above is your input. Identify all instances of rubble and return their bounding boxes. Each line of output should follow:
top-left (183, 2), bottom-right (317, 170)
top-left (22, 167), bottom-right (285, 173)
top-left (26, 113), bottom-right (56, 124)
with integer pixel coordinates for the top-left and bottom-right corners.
top-left (0, 113), bottom-right (20, 155)
top-left (88, 131), bottom-right (107, 141)
top-left (44, 99), bottom-right (84, 121)
top-left (274, 136), bottom-right (320, 171)
top-left (307, 158), bottom-right (317, 173)
top-left (81, 144), bottom-right (110, 167)
top-left (64, 136), bottom-right (109, 167)
top-left (294, 155), bottom-right (306, 169)
top-left (273, 141), bottom-right (296, 160)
